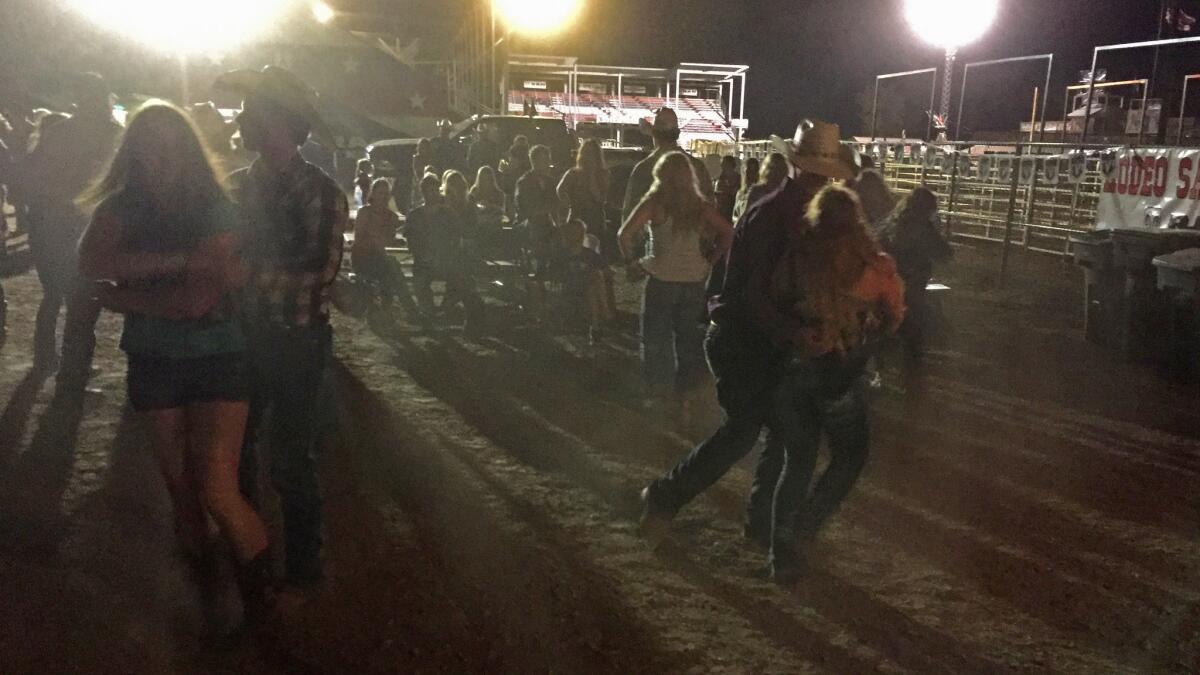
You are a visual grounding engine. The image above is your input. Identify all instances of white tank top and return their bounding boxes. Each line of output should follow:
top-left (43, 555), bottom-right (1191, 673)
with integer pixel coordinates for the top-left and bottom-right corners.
top-left (640, 213), bottom-right (711, 283)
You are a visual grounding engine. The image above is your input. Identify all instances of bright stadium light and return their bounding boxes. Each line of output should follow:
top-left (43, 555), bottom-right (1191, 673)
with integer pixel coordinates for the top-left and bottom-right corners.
top-left (904, 0), bottom-right (1000, 138)
top-left (903, 0), bottom-right (999, 49)
top-left (493, 0), bottom-right (584, 35)
top-left (66, 0), bottom-right (292, 56)
top-left (311, 1), bottom-right (335, 24)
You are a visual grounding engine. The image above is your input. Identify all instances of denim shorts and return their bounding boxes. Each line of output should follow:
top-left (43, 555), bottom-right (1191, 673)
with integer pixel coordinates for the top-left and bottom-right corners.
top-left (126, 353), bottom-right (250, 412)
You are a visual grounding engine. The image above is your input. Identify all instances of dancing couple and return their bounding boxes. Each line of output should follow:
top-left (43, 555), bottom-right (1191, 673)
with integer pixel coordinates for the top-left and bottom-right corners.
top-left (637, 120), bottom-right (906, 584)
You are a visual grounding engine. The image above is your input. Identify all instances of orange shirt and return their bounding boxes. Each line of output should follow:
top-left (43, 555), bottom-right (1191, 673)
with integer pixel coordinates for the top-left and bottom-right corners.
top-left (850, 253), bottom-right (906, 328)
top-left (765, 251), bottom-right (907, 357)
top-left (801, 252), bottom-right (905, 356)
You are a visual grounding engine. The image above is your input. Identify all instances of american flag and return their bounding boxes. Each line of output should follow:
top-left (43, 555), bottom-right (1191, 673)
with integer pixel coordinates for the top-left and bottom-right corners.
top-left (1165, 1), bottom-right (1199, 34)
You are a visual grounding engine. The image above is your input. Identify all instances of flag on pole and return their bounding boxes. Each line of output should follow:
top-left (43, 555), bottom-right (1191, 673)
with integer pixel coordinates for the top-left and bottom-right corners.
top-left (1165, 1), bottom-right (1199, 34)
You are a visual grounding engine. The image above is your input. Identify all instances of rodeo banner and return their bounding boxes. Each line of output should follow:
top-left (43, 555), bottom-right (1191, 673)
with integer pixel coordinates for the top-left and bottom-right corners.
top-left (1096, 147), bottom-right (1200, 231)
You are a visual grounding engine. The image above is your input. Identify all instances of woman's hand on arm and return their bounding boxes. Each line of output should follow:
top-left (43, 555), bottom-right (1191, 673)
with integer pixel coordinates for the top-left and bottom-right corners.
top-left (77, 205), bottom-right (124, 281)
top-left (704, 206), bottom-right (735, 265)
top-left (97, 232), bottom-right (238, 320)
top-left (78, 205), bottom-right (191, 282)
top-left (556, 169), bottom-right (573, 204)
top-left (617, 200), bottom-right (651, 263)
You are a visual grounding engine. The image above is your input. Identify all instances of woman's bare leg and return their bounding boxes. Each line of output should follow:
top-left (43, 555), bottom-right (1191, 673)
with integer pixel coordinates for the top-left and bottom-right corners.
top-left (143, 408), bottom-right (208, 556)
top-left (188, 400), bottom-right (268, 562)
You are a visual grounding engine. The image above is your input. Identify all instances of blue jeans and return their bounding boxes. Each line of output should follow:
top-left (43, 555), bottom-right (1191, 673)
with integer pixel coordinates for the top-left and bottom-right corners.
top-left (640, 277), bottom-right (708, 395)
top-left (647, 322), bottom-right (792, 519)
top-left (769, 361), bottom-right (870, 567)
top-left (239, 323), bottom-right (331, 584)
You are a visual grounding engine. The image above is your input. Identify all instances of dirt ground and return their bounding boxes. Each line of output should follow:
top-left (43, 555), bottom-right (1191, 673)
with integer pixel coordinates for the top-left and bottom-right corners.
top-left (1, 239), bottom-right (1199, 674)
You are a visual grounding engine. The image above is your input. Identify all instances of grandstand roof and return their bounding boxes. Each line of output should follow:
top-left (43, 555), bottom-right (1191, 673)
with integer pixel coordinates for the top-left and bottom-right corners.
top-left (508, 55), bottom-right (747, 83)
top-left (505, 55), bottom-right (750, 142)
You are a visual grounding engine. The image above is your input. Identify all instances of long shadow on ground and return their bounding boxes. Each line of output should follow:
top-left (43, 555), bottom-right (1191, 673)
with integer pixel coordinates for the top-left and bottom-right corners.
top-left (375, 331), bottom-right (1010, 673)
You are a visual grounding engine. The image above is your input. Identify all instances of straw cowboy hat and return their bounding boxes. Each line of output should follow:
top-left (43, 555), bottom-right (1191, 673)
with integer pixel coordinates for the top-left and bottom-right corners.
top-left (638, 107), bottom-right (680, 136)
top-left (213, 65), bottom-right (334, 147)
top-left (769, 119), bottom-right (856, 181)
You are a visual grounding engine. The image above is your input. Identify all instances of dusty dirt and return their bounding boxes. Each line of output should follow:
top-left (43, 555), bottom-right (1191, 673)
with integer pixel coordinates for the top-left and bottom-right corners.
top-left (1, 239), bottom-right (1199, 674)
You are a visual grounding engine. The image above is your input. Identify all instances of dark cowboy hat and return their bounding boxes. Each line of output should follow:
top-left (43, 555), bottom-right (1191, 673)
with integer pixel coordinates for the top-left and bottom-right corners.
top-left (213, 65), bottom-right (335, 147)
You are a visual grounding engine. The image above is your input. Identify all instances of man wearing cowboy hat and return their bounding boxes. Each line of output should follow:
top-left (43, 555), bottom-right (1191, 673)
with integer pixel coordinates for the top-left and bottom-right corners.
top-left (638, 120), bottom-right (856, 558)
top-left (621, 107), bottom-right (715, 223)
top-left (216, 65), bottom-right (348, 593)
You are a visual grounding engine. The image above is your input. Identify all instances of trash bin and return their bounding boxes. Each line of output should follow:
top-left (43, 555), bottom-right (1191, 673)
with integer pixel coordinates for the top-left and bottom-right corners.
top-left (1153, 248), bottom-right (1200, 382)
top-left (1111, 229), bottom-right (1200, 362)
top-left (1069, 230), bottom-right (1119, 346)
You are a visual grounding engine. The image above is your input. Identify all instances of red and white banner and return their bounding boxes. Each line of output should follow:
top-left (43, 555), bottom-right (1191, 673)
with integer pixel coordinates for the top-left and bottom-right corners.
top-left (1096, 147), bottom-right (1200, 230)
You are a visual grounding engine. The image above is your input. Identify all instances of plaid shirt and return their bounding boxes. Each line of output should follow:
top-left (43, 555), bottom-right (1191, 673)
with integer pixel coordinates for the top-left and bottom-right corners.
top-left (231, 154), bottom-right (347, 329)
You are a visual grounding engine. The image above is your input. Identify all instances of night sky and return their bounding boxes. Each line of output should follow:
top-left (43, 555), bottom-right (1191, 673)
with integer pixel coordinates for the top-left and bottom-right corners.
top-left (1, 1), bottom-right (1188, 140)
top-left (517, 0), bottom-right (1174, 137)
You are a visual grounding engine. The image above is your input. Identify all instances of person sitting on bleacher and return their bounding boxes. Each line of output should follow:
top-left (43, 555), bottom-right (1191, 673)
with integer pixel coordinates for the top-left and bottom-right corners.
top-left (559, 219), bottom-right (616, 344)
top-left (353, 179), bottom-right (419, 320)
top-left (470, 165), bottom-right (506, 215)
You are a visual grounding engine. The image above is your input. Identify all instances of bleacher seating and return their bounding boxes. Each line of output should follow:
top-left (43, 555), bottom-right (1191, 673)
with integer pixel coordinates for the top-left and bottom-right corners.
top-left (506, 90), bottom-right (735, 141)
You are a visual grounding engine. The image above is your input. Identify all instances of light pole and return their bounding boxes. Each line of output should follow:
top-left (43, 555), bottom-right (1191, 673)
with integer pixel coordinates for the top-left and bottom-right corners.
top-left (903, 0), bottom-right (1000, 140)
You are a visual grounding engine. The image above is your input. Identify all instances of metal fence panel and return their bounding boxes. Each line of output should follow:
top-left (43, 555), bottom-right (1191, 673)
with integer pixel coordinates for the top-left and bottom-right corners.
top-left (871, 142), bottom-right (1110, 257)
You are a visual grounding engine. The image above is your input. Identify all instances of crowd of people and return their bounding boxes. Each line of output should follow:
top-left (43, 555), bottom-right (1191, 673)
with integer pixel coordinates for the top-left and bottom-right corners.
top-left (0, 61), bottom-right (958, 647)
top-left (349, 105), bottom-right (951, 585)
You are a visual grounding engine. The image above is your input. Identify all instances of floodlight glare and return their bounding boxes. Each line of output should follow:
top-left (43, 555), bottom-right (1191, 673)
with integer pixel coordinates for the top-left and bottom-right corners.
top-left (312, 1), bottom-right (335, 24)
top-left (494, 0), bottom-right (584, 36)
top-left (66, 0), bottom-right (292, 56)
top-left (903, 0), bottom-right (999, 50)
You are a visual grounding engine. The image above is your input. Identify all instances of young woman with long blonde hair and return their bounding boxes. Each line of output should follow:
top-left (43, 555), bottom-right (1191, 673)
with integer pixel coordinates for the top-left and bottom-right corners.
top-left (619, 151), bottom-right (733, 408)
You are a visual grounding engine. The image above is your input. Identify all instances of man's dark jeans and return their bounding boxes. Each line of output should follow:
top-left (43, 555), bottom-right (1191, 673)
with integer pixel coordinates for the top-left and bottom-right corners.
top-left (769, 362), bottom-right (870, 567)
top-left (648, 322), bottom-right (793, 522)
top-left (32, 268), bottom-right (66, 366)
top-left (30, 212), bottom-right (97, 379)
top-left (239, 323), bottom-right (331, 584)
top-left (56, 281), bottom-right (101, 393)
